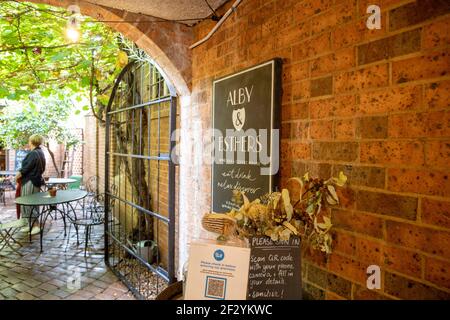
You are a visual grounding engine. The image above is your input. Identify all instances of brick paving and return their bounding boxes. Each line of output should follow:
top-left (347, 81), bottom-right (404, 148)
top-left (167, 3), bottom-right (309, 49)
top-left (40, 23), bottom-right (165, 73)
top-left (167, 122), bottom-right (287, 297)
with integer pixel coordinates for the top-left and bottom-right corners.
top-left (0, 191), bottom-right (135, 300)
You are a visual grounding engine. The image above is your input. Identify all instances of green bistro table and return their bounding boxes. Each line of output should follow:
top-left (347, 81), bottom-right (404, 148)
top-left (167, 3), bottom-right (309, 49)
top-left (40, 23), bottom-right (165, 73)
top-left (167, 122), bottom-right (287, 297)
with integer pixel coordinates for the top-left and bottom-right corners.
top-left (46, 178), bottom-right (77, 190)
top-left (0, 171), bottom-right (18, 176)
top-left (15, 190), bottom-right (88, 252)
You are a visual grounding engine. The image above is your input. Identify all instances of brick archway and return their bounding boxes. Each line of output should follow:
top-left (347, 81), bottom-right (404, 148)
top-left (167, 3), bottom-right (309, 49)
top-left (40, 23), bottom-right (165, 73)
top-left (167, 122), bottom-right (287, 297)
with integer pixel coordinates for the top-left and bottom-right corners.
top-left (22, 0), bottom-right (192, 96)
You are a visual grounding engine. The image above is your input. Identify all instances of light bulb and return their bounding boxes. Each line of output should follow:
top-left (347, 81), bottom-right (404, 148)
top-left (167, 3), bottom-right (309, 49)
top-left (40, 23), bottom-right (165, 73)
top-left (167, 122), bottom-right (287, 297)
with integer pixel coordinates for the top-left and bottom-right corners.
top-left (66, 26), bottom-right (80, 42)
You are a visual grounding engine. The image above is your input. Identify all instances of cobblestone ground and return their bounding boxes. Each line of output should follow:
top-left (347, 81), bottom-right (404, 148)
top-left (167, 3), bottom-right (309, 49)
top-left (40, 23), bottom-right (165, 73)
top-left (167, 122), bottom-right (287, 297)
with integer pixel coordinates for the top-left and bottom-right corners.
top-left (0, 191), bottom-right (135, 300)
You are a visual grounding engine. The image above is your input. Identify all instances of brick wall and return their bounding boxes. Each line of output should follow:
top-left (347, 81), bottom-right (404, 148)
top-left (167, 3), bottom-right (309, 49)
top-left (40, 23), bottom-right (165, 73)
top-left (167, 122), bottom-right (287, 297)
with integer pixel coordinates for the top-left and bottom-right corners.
top-left (189, 0), bottom-right (450, 299)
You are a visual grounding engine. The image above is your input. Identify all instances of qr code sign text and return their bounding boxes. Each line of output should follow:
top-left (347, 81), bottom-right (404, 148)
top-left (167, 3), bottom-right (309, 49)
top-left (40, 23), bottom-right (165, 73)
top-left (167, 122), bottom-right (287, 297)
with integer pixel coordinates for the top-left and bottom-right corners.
top-left (205, 276), bottom-right (227, 300)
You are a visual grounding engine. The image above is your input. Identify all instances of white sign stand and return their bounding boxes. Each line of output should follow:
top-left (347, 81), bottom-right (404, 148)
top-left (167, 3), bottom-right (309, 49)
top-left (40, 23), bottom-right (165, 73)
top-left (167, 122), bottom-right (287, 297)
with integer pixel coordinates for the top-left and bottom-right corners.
top-left (185, 241), bottom-right (250, 300)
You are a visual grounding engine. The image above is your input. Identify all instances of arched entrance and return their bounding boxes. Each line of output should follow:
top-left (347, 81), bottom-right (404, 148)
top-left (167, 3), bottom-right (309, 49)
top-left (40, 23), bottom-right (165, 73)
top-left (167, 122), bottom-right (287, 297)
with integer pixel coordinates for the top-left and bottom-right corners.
top-left (105, 60), bottom-right (177, 298)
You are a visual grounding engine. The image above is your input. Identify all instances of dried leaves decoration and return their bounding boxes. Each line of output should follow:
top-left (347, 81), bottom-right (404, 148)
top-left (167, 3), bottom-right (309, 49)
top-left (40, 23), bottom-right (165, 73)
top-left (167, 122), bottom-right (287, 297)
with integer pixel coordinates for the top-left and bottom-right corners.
top-left (203, 172), bottom-right (348, 254)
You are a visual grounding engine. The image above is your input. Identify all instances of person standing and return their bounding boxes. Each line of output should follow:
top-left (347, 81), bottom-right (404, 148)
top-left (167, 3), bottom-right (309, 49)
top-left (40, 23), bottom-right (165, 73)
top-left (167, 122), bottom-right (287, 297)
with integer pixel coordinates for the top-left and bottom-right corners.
top-left (15, 134), bottom-right (46, 235)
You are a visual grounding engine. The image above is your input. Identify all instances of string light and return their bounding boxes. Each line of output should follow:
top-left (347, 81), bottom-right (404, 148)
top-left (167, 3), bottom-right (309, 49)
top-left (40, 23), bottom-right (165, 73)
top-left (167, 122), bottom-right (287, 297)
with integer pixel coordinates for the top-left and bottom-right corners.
top-left (66, 20), bottom-right (80, 42)
top-left (65, 5), bottom-right (80, 43)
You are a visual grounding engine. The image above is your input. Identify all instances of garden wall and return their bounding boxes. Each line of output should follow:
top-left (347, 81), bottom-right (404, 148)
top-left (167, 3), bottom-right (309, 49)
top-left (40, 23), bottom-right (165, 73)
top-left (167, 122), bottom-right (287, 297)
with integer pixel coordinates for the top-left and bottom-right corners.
top-left (185, 0), bottom-right (450, 299)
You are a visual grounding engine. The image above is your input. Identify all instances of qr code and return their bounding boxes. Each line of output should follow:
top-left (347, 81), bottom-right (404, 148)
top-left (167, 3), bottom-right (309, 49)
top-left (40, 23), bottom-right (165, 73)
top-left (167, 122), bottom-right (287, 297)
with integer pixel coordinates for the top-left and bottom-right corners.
top-left (205, 276), bottom-right (227, 300)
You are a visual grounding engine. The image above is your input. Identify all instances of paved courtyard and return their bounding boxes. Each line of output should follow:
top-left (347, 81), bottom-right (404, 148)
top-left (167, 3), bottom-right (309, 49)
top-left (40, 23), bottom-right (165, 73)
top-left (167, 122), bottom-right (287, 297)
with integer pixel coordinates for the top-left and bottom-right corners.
top-left (0, 191), bottom-right (135, 300)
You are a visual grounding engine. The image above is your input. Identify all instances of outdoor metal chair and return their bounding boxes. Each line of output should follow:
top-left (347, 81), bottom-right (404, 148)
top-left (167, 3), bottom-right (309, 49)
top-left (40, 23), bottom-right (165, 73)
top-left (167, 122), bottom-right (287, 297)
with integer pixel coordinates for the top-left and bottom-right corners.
top-left (66, 184), bottom-right (117, 256)
top-left (0, 177), bottom-right (14, 205)
top-left (0, 184), bottom-right (5, 206)
top-left (0, 219), bottom-right (28, 256)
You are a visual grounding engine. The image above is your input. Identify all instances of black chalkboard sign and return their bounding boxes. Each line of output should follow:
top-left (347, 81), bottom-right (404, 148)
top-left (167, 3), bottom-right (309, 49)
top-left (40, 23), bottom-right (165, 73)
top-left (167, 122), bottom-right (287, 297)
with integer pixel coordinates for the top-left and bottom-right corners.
top-left (247, 236), bottom-right (302, 300)
top-left (212, 59), bottom-right (282, 213)
top-left (15, 150), bottom-right (30, 171)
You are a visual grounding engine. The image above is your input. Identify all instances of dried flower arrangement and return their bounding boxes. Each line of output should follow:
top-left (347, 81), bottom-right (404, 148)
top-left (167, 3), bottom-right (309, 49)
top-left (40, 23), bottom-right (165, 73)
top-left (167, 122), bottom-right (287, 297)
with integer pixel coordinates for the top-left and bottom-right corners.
top-left (203, 172), bottom-right (348, 254)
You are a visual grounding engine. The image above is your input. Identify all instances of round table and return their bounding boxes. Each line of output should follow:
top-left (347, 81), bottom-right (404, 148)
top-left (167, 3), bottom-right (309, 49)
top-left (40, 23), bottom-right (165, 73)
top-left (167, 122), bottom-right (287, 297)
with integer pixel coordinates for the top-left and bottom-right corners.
top-left (46, 178), bottom-right (77, 190)
top-left (15, 190), bottom-right (88, 252)
top-left (0, 171), bottom-right (17, 177)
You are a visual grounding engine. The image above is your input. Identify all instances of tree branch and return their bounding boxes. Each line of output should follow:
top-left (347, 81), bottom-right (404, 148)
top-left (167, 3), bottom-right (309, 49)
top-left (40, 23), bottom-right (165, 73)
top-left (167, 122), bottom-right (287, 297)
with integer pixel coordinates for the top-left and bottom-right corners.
top-left (14, 15), bottom-right (40, 83)
top-left (0, 43), bottom-right (89, 53)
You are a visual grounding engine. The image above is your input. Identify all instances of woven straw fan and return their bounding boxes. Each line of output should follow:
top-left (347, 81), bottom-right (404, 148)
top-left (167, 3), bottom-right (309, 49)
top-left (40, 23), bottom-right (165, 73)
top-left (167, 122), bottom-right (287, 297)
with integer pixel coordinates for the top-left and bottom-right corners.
top-left (202, 213), bottom-right (236, 236)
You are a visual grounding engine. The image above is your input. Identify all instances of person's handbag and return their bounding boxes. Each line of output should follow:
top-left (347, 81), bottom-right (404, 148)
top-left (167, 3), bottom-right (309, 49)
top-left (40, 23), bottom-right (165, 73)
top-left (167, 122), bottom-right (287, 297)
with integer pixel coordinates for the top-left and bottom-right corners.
top-left (36, 149), bottom-right (46, 187)
top-left (15, 177), bottom-right (22, 219)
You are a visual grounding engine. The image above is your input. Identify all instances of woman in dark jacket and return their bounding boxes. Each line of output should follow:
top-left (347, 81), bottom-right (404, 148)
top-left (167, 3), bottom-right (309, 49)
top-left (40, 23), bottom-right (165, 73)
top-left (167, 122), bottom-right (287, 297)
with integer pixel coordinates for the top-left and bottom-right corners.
top-left (15, 134), bottom-right (46, 235)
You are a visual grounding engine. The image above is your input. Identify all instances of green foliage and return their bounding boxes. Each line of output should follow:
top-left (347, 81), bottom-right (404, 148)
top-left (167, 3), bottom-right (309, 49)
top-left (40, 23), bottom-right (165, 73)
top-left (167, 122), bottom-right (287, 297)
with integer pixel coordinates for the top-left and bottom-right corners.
top-left (0, 95), bottom-right (80, 150)
top-left (0, 0), bottom-right (126, 111)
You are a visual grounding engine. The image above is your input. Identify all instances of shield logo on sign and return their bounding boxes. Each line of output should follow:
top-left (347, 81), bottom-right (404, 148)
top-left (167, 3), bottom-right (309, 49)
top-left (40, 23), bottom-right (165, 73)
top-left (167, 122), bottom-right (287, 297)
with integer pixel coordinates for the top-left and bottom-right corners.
top-left (232, 107), bottom-right (246, 131)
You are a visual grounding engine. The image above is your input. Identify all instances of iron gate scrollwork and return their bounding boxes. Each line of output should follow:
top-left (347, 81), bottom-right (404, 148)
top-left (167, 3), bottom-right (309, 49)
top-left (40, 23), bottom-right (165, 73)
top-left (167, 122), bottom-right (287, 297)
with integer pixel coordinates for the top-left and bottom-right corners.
top-left (104, 61), bottom-right (177, 299)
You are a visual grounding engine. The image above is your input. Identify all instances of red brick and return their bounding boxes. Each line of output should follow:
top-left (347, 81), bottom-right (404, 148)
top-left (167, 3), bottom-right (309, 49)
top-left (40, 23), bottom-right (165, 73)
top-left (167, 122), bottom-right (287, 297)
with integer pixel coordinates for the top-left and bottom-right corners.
top-left (422, 198), bottom-right (450, 229)
top-left (281, 122), bottom-right (291, 139)
top-left (425, 257), bottom-right (450, 289)
top-left (291, 121), bottom-right (309, 140)
top-left (423, 16), bottom-right (450, 49)
top-left (326, 292), bottom-right (346, 300)
top-left (291, 62), bottom-right (310, 82)
top-left (293, 33), bottom-right (332, 61)
top-left (310, 95), bottom-right (357, 119)
top-left (356, 116), bottom-right (388, 139)
top-left (312, 142), bottom-right (359, 161)
top-left (283, 61), bottom-right (309, 84)
top-left (388, 168), bottom-right (450, 197)
top-left (424, 80), bottom-right (450, 110)
top-left (388, 110), bottom-right (450, 138)
top-left (329, 254), bottom-right (368, 284)
top-left (291, 142), bottom-right (311, 159)
top-left (247, 2), bottom-right (275, 26)
top-left (281, 103), bottom-right (309, 121)
top-left (359, 85), bottom-right (422, 114)
top-left (303, 249), bottom-right (328, 268)
top-left (425, 140), bottom-right (450, 168)
top-left (333, 16), bottom-right (387, 49)
top-left (356, 190), bottom-right (418, 220)
top-left (358, 0), bottom-right (413, 15)
top-left (311, 48), bottom-right (355, 77)
top-left (426, 110), bottom-right (450, 137)
top-left (393, 50), bottom-right (449, 84)
top-left (334, 119), bottom-right (355, 140)
top-left (282, 83), bottom-right (293, 104)
top-left (384, 271), bottom-right (450, 299)
top-left (292, 80), bottom-right (310, 101)
top-left (355, 237), bottom-right (383, 265)
top-left (335, 64), bottom-right (389, 93)
top-left (352, 285), bottom-right (390, 300)
top-left (333, 209), bottom-right (384, 238)
top-left (310, 76), bottom-right (333, 97)
top-left (389, 1), bottom-right (450, 31)
top-left (336, 187), bottom-right (356, 209)
top-left (386, 220), bottom-right (450, 259)
top-left (292, 161), bottom-right (331, 180)
top-left (332, 230), bottom-right (356, 255)
top-left (360, 141), bottom-right (425, 166)
top-left (383, 245), bottom-right (422, 278)
top-left (293, 0), bottom-right (333, 21)
top-left (357, 29), bottom-right (421, 65)
top-left (310, 1), bottom-right (355, 36)
top-left (332, 165), bottom-right (385, 189)
top-left (275, 25), bottom-right (310, 48)
top-left (388, 113), bottom-right (427, 138)
top-left (311, 53), bottom-right (335, 77)
top-left (310, 120), bottom-right (333, 139)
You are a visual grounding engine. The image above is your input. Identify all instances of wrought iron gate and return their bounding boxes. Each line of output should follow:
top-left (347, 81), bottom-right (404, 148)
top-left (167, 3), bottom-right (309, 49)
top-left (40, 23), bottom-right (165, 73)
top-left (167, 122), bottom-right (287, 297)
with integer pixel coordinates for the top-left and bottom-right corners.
top-left (104, 61), bottom-right (177, 299)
